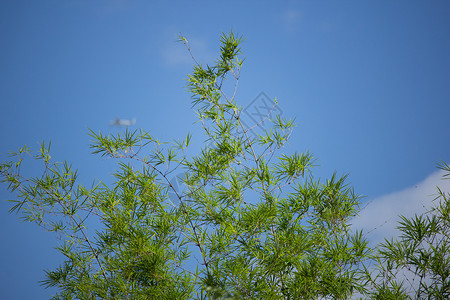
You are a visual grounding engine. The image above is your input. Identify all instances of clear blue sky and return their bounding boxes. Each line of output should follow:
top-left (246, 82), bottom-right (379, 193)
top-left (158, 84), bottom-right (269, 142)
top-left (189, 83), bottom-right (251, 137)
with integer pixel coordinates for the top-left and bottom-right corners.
top-left (1, 1), bottom-right (449, 298)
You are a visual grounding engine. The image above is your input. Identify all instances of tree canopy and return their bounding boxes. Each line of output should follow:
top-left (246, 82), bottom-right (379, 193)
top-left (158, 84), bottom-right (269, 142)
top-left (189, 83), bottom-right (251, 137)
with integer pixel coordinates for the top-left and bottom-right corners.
top-left (1, 31), bottom-right (449, 300)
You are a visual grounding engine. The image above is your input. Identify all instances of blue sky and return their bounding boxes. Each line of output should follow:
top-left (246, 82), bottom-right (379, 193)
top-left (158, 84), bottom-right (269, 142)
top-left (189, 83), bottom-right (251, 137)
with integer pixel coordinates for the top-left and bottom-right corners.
top-left (1, 1), bottom-right (449, 298)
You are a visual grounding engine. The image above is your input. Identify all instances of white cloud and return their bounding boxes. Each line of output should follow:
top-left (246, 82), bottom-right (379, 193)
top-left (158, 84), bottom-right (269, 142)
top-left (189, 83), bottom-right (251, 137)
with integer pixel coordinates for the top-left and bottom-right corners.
top-left (281, 9), bottom-right (303, 32)
top-left (162, 40), bottom-right (191, 66)
top-left (351, 169), bottom-right (450, 246)
top-left (97, 0), bottom-right (130, 15)
top-left (161, 32), bottom-right (215, 67)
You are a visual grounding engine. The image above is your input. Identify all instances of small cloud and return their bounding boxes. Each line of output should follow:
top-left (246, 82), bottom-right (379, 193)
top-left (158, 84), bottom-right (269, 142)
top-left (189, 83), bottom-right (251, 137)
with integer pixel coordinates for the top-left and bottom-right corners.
top-left (282, 9), bottom-right (303, 32)
top-left (161, 33), bottom-right (215, 67)
top-left (162, 39), bottom-right (191, 66)
top-left (97, 0), bottom-right (130, 15)
top-left (351, 170), bottom-right (450, 246)
top-left (67, 0), bottom-right (130, 16)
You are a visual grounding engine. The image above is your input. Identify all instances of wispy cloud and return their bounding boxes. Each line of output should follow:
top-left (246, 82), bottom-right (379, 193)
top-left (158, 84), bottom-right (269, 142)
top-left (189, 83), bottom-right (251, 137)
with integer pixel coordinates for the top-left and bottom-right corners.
top-left (351, 169), bottom-right (450, 246)
top-left (96, 0), bottom-right (130, 16)
top-left (161, 31), bottom-right (215, 67)
top-left (281, 9), bottom-right (303, 32)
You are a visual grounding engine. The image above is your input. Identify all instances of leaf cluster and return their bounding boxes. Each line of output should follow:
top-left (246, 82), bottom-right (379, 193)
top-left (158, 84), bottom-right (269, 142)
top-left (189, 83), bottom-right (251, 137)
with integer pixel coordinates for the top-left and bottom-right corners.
top-left (367, 162), bottom-right (450, 299)
top-left (0, 32), bottom-right (374, 299)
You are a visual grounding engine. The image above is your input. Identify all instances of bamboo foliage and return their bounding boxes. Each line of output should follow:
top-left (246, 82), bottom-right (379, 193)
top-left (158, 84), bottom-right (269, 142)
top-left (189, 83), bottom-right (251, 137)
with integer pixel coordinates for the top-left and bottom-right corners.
top-left (1, 32), bottom-right (374, 299)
